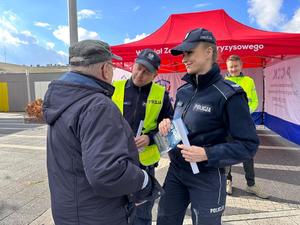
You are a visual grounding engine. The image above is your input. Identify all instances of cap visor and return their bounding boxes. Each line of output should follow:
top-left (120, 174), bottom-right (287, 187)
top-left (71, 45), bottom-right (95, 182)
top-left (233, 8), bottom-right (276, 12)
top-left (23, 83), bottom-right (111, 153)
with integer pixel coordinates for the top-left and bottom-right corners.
top-left (135, 59), bottom-right (156, 73)
top-left (112, 53), bottom-right (122, 61)
top-left (171, 42), bottom-right (199, 56)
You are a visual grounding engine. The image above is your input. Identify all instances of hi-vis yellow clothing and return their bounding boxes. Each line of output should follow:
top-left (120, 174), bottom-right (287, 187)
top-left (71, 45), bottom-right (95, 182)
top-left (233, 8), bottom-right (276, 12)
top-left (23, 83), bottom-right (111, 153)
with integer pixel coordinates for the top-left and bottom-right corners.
top-left (225, 75), bottom-right (258, 113)
top-left (112, 80), bottom-right (165, 166)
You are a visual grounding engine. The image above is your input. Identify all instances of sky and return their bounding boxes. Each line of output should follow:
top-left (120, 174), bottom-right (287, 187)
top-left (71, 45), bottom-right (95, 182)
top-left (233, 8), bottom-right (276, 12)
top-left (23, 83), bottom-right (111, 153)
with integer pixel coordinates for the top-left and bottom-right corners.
top-left (0, 0), bottom-right (300, 66)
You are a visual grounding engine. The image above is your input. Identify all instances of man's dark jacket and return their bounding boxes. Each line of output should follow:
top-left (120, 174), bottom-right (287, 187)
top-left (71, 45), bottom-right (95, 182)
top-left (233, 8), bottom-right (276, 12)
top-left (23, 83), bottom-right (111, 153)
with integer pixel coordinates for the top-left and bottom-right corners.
top-left (43, 72), bottom-right (145, 225)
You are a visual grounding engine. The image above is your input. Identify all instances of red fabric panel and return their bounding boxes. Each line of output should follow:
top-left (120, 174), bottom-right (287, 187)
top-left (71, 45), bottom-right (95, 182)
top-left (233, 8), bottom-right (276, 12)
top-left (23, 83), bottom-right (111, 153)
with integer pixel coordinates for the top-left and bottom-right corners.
top-left (111, 9), bottom-right (300, 73)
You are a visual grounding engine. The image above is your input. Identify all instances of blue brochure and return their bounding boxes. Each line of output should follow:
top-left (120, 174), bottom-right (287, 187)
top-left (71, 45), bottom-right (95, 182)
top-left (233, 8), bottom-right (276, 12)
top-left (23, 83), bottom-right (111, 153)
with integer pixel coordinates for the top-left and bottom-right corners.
top-left (154, 118), bottom-right (188, 155)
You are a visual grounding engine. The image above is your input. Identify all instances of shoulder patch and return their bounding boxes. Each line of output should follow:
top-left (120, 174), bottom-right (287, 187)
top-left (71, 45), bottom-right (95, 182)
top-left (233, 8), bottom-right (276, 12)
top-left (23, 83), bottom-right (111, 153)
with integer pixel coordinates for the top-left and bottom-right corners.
top-left (223, 80), bottom-right (244, 92)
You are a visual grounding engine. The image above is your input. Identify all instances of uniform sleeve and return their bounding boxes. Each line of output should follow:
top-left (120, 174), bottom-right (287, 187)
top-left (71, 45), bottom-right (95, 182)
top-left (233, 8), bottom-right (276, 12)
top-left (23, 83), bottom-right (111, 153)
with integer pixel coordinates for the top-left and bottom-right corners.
top-left (159, 91), bottom-right (174, 121)
top-left (147, 91), bottom-right (174, 145)
top-left (249, 79), bottom-right (259, 113)
top-left (205, 93), bottom-right (259, 168)
top-left (80, 101), bottom-right (145, 198)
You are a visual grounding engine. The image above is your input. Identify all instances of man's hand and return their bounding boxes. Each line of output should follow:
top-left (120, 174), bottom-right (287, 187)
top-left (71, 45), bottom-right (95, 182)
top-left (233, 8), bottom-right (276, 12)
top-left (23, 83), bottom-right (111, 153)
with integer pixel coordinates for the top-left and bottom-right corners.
top-left (177, 144), bottom-right (208, 162)
top-left (158, 118), bottom-right (171, 136)
top-left (134, 173), bottom-right (164, 205)
top-left (135, 135), bottom-right (150, 148)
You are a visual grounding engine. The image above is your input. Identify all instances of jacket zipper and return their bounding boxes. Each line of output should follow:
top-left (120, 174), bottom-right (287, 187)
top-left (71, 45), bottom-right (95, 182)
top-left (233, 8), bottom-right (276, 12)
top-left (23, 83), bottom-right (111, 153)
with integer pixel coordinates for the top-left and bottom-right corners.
top-left (133, 87), bottom-right (141, 127)
top-left (182, 88), bottom-right (198, 119)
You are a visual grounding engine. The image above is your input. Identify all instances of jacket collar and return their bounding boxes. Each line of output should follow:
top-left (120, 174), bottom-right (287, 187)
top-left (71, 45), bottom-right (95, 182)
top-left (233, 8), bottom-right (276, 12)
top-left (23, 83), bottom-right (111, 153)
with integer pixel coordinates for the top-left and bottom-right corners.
top-left (182, 63), bottom-right (222, 89)
top-left (60, 71), bottom-right (115, 97)
top-left (126, 77), bottom-right (153, 91)
top-left (226, 72), bottom-right (244, 77)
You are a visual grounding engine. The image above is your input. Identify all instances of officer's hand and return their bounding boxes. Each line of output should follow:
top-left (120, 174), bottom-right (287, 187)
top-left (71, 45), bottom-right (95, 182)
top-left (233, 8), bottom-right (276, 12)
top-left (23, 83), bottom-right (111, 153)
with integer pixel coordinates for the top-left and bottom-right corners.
top-left (177, 144), bottom-right (208, 162)
top-left (158, 118), bottom-right (171, 136)
top-left (135, 135), bottom-right (150, 148)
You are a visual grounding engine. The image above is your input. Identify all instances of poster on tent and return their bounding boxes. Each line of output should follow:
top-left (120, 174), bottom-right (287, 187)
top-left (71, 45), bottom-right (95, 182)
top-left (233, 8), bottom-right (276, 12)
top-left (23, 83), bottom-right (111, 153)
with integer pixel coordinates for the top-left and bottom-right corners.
top-left (264, 57), bottom-right (300, 125)
top-left (112, 68), bottom-right (131, 81)
top-left (155, 73), bottom-right (185, 105)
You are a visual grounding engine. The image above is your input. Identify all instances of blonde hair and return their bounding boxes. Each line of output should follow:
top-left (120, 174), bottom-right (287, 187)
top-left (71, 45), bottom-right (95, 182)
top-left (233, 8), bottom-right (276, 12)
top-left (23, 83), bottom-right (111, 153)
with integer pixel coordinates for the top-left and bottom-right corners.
top-left (226, 55), bottom-right (242, 63)
top-left (202, 42), bottom-right (218, 63)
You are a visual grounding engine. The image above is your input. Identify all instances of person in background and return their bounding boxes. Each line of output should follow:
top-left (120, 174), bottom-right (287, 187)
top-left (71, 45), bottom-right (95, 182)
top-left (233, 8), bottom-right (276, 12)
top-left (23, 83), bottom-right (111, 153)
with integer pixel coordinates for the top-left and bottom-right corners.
top-left (112, 48), bottom-right (173, 225)
top-left (225, 55), bottom-right (268, 198)
top-left (43, 40), bottom-right (162, 225)
top-left (156, 28), bottom-right (259, 225)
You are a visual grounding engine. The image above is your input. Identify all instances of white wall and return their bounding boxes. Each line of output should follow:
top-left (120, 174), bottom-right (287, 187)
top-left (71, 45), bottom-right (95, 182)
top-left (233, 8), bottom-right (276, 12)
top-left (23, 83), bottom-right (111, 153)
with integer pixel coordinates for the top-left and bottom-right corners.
top-left (34, 81), bottom-right (50, 100)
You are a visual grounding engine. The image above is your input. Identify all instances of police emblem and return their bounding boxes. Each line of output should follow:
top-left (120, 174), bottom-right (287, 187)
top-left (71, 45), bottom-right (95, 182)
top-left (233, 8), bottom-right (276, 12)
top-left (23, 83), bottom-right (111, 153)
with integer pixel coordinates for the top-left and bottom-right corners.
top-left (147, 53), bottom-right (155, 60)
top-left (184, 32), bottom-right (190, 40)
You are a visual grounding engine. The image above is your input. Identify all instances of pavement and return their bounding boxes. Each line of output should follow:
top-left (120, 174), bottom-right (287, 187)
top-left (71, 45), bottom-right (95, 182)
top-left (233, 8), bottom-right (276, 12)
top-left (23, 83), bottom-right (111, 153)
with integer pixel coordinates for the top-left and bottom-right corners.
top-left (0, 112), bottom-right (300, 225)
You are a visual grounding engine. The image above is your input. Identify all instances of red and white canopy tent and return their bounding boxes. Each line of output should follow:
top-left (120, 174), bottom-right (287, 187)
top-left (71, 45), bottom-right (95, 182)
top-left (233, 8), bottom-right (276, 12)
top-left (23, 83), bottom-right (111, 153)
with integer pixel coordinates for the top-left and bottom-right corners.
top-left (112, 9), bottom-right (300, 145)
top-left (112, 9), bottom-right (300, 72)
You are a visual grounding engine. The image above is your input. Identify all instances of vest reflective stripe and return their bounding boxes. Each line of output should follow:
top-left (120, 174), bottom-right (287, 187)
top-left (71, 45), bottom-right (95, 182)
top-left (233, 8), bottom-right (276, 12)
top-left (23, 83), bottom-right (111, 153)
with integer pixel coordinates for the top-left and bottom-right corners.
top-left (143, 83), bottom-right (165, 133)
top-left (112, 80), bottom-right (165, 166)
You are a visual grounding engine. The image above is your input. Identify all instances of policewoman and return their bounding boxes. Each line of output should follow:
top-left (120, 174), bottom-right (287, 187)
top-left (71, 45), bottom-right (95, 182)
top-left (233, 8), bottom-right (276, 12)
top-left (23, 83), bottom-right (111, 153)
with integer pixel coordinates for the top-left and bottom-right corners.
top-left (112, 49), bottom-right (173, 225)
top-left (157, 28), bottom-right (259, 225)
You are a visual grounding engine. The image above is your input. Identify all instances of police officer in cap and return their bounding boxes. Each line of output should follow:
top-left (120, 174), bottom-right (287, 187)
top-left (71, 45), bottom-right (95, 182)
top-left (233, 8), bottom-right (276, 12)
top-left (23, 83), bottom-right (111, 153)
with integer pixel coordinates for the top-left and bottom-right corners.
top-left (157, 28), bottom-right (259, 225)
top-left (112, 49), bottom-right (173, 225)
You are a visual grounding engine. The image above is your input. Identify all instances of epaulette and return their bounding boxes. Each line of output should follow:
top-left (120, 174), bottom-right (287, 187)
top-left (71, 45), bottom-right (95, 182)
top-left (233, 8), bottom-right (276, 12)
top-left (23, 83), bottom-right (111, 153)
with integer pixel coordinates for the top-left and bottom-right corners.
top-left (213, 79), bottom-right (244, 100)
top-left (177, 82), bottom-right (191, 92)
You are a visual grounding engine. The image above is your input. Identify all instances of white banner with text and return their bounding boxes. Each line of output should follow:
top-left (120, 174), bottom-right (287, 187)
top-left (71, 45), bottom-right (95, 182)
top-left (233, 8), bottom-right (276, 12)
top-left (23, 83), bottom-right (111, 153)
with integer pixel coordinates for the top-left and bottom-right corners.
top-left (264, 57), bottom-right (300, 125)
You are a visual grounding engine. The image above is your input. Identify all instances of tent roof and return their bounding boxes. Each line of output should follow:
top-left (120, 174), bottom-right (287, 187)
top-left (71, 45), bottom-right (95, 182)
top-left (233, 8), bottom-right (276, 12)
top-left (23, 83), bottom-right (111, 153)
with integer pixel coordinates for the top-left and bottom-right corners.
top-left (112, 9), bottom-right (300, 73)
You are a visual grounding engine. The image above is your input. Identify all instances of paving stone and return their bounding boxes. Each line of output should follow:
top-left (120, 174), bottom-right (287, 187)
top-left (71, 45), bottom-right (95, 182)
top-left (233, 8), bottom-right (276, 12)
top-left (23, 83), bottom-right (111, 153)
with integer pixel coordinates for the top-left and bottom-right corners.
top-left (1, 113), bottom-right (300, 225)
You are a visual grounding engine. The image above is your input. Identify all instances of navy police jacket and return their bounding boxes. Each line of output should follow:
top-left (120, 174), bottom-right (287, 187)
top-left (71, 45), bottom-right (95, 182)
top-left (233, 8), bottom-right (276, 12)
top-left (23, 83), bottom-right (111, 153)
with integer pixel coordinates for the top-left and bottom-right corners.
top-left (170, 63), bottom-right (259, 171)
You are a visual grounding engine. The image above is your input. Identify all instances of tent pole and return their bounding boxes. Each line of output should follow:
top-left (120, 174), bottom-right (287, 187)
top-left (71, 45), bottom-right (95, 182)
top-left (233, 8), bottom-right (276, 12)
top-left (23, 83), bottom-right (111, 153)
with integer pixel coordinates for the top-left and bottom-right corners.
top-left (262, 59), bottom-right (266, 125)
top-left (68, 0), bottom-right (78, 46)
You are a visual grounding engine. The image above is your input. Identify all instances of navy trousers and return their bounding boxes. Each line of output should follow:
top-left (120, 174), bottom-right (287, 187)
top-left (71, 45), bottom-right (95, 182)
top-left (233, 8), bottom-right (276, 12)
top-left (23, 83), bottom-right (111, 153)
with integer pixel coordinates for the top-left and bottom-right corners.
top-left (133, 166), bottom-right (155, 225)
top-left (157, 163), bottom-right (226, 225)
top-left (227, 158), bottom-right (255, 186)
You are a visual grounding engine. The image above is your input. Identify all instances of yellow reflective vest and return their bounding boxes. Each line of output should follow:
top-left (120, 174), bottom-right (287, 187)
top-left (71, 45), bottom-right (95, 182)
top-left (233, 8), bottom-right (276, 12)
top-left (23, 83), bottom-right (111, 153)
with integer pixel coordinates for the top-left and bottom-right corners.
top-left (225, 75), bottom-right (258, 113)
top-left (112, 80), bottom-right (165, 166)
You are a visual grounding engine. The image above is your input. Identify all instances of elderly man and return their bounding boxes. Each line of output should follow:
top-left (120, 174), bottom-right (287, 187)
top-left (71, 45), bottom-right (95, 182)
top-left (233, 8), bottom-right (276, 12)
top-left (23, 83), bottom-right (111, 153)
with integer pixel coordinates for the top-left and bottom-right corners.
top-left (112, 49), bottom-right (173, 225)
top-left (43, 40), bottom-right (162, 225)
